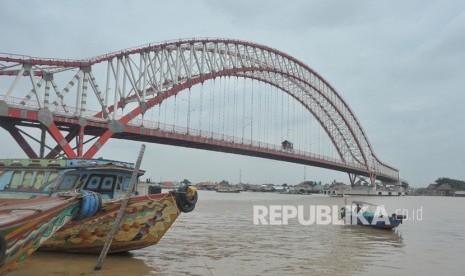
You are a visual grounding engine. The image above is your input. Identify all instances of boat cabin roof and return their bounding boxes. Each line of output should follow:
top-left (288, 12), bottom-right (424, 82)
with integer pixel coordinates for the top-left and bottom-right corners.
top-left (0, 159), bottom-right (137, 170)
top-left (351, 201), bottom-right (380, 207)
top-left (0, 159), bottom-right (144, 199)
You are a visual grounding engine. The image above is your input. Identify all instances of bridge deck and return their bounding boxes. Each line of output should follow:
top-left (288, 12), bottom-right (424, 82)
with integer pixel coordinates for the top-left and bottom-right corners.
top-left (0, 102), bottom-right (397, 182)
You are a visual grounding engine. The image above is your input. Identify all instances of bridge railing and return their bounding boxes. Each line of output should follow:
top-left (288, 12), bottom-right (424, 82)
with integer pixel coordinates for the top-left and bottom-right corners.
top-left (1, 95), bottom-right (103, 119)
top-left (126, 117), bottom-right (371, 172)
top-left (2, 95), bottom-right (40, 108)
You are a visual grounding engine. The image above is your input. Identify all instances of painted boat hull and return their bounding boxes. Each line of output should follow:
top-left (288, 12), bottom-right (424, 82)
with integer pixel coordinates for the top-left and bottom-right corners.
top-left (40, 192), bottom-right (180, 253)
top-left (0, 196), bottom-right (80, 273)
top-left (356, 215), bottom-right (402, 230)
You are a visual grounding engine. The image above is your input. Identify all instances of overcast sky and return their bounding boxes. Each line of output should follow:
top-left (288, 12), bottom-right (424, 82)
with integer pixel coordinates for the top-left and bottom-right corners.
top-left (1, 0), bottom-right (464, 187)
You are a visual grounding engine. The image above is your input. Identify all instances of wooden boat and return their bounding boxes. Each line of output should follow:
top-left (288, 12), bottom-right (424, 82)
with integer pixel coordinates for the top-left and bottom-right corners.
top-left (0, 191), bottom-right (101, 273)
top-left (216, 187), bottom-right (240, 193)
top-left (341, 201), bottom-right (405, 230)
top-left (0, 159), bottom-right (197, 254)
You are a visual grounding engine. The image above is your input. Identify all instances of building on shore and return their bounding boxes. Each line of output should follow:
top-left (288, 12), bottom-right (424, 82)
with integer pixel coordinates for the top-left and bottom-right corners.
top-left (160, 181), bottom-right (181, 189)
top-left (414, 183), bottom-right (455, 196)
top-left (195, 181), bottom-right (217, 190)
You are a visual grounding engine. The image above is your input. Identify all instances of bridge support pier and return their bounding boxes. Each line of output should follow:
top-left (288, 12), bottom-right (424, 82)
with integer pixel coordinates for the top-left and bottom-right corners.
top-left (348, 173), bottom-right (357, 188)
top-left (369, 173), bottom-right (378, 189)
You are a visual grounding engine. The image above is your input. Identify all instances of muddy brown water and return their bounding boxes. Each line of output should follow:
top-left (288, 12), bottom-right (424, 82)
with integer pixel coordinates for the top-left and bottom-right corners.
top-left (10, 191), bottom-right (465, 275)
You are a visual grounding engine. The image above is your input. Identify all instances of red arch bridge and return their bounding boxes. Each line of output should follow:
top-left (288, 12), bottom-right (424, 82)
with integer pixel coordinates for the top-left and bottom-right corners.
top-left (0, 38), bottom-right (404, 186)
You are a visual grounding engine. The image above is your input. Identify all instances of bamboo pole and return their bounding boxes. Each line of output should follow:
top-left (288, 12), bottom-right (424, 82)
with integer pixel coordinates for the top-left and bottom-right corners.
top-left (94, 144), bottom-right (146, 270)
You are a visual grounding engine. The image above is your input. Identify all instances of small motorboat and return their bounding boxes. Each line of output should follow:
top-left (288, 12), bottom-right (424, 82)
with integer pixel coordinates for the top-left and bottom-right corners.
top-left (341, 201), bottom-right (405, 230)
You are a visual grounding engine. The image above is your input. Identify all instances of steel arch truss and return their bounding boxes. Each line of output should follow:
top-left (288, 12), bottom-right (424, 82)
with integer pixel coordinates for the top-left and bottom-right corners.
top-left (0, 38), bottom-right (399, 181)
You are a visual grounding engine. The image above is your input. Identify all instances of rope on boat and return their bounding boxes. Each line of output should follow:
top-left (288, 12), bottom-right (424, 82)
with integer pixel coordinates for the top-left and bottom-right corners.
top-left (144, 191), bottom-right (172, 202)
top-left (170, 192), bottom-right (181, 214)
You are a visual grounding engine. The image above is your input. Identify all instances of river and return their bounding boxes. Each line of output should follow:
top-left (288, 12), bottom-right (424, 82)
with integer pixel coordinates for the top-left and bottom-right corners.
top-left (10, 191), bottom-right (465, 275)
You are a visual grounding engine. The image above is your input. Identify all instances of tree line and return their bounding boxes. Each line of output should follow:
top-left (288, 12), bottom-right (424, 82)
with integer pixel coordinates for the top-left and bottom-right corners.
top-left (436, 177), bottom-right (465, 191)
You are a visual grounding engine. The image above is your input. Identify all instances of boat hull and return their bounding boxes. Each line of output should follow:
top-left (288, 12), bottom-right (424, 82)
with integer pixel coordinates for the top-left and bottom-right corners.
top-left (0, 197), bottom-right (80, 273)
top-left (40, 192), bottom-right (180, 253)
top-left (356, 216), bottom-right (402, 230)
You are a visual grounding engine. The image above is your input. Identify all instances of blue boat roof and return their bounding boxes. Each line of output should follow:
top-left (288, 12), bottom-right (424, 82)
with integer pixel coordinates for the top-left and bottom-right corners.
top-left (350, 201), bottom-right (380, 207)
top-left (65, 159), bottom-right (134, 168)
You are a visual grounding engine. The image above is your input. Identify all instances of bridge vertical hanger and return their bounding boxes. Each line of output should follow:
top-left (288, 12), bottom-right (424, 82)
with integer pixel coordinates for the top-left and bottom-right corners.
top-left (113, 57), bottom-right (122, 120)
top-left (241, 77), bottom-right (246, 142)
top-left (187, 44), bottom-right (194, 133)
top-left (212, 42), bottom-right (218, 73)
top-left (199, 43), bottom-right (205, 134)
top-left (251, 78), bottom-right (254, 141)
top-left (174, 44), bottom-right (181, 92)
top-left (43, 73), bottom-right (53, 109)
top-left (81, 67), bottom-right (90, 114)
top-left (159, 49), bottom-right (164, 95)
top-left (122, 59), bottom-right (127, 107)
top-left (104, 61), bottom-right (111, 117)
top-left (141, 52), bottom-right (147, 102)
top-left (75, 70), bottom-right (83, 116)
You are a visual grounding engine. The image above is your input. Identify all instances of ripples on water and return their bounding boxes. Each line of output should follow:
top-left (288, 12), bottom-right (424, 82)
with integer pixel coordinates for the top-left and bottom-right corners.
top-left (11, 191), bottom-right (465, 275)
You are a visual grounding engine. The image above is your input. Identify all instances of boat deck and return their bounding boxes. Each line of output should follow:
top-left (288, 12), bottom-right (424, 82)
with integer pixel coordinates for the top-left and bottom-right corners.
top-left (0, 197), bottom-right (73, 226)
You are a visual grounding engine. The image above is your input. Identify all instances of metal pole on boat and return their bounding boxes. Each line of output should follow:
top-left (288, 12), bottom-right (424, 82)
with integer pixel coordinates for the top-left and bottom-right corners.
top-left (94, 144), bottom-right (146, 271)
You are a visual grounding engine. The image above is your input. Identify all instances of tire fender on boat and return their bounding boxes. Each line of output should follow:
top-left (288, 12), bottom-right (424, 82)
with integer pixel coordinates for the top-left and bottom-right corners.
top-left (175, 184), bottom-right (198, 213)
top-left (75, 190), bottom-right (103, 220)
top-left (0, 235), bottom-right (6, 264)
